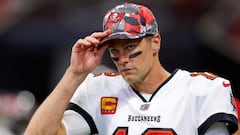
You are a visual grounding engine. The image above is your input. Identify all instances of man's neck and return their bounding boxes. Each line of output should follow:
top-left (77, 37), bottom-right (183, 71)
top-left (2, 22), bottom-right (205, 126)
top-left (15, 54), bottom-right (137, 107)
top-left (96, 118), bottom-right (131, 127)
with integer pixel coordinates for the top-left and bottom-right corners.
top-left (131, 65), bottom-right (170, 94)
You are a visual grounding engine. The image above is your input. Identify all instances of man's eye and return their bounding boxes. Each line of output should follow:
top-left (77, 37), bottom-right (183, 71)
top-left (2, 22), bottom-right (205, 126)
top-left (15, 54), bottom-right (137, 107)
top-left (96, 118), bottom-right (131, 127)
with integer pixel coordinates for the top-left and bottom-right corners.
top-left (110, 49), bottom-right (119, 55)
top-left (126, 45), bottom-right (136, 50)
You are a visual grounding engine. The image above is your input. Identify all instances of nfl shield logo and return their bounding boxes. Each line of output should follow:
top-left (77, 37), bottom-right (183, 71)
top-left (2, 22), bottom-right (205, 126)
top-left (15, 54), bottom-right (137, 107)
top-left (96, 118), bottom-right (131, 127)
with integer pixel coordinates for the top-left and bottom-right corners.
top-left (140, 104), bottom-right (150, 111)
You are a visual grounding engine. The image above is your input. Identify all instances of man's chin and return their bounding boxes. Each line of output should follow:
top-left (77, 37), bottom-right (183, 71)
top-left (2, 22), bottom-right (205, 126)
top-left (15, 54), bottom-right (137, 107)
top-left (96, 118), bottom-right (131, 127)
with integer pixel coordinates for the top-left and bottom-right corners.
top-left (122, 75), bottom-right (138, 83)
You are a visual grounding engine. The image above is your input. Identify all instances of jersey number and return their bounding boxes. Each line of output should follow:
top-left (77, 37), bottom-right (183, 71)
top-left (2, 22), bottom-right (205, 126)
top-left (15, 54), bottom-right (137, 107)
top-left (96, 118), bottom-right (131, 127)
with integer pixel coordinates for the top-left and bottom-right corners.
top-left (113, 127), bottom-right (177, 135)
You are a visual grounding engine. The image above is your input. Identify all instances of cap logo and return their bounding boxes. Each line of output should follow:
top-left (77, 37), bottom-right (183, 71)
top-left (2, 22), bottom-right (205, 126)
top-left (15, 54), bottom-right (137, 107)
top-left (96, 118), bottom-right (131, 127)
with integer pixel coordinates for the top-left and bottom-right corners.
top-left (108, 12), bottom-right (124, 23)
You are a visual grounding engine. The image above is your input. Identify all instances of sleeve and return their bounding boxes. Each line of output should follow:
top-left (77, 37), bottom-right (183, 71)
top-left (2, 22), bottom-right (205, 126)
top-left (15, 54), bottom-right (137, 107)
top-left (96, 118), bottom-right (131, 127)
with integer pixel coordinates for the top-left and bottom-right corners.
top-left (62, 110), bottom-right (90, 135)
top-left (234, 97), bottom-right (240, 134)
top-left (197, 78), bottom-right (238, 135)
top-left (234, 97), bottom-right (240, 120)
top-left (204, 122), bottom-right (229, 135)
top-left (62, 74), bottom-right (98, 135)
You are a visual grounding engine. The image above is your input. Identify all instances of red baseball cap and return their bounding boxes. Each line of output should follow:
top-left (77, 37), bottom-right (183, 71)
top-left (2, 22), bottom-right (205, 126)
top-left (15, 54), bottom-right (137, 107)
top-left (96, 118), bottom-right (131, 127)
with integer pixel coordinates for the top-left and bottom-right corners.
top-left (100, 3), bottom-right (159, 44)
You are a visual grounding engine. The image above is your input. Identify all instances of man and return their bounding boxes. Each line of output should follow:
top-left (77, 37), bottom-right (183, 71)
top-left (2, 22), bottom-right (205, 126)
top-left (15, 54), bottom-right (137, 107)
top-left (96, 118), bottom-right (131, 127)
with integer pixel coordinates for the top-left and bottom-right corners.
top-left (24, 3), bottom-right (238, 135)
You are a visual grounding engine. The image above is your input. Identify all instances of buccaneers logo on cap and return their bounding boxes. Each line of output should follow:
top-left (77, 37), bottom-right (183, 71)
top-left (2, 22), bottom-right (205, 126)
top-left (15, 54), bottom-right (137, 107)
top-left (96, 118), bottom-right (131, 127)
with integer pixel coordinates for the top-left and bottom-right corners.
top-left (105, 12), bottom-right (125, 30)
top-left (108, 12), bottom-right (124, 23)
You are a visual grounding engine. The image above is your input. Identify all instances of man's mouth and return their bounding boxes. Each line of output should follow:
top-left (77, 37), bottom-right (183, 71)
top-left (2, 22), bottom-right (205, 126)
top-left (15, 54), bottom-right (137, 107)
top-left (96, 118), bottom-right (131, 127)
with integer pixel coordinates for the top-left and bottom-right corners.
top-left (121, 68), bottom-right (132, 73)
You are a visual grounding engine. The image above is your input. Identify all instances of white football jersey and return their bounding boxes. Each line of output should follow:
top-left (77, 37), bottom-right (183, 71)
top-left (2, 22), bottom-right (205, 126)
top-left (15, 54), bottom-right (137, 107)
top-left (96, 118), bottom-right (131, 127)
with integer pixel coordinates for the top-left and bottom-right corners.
top-left (63, 69), bottom-right (238, 135)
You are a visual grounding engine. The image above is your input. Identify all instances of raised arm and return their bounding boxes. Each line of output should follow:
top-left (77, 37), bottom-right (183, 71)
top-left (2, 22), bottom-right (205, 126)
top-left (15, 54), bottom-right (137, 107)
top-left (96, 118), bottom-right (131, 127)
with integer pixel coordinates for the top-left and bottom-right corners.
top-left (24, 30), bottom-right (110, 135)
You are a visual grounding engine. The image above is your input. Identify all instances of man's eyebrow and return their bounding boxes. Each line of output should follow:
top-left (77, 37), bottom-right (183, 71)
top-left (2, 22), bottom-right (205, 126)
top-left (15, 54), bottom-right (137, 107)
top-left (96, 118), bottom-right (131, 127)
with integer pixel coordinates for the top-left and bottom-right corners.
top-left (121, 42), bottom-right (137, 48)
top-left (108, 38), bottom-right (142, 48)
top-left (121, 38), bottom-right (143, 46)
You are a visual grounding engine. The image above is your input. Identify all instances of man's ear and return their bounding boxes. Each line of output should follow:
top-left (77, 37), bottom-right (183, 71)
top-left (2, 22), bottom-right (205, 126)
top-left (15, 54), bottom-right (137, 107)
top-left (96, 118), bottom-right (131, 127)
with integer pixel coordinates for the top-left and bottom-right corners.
top-left (152, 34), bottom-right (161, 54)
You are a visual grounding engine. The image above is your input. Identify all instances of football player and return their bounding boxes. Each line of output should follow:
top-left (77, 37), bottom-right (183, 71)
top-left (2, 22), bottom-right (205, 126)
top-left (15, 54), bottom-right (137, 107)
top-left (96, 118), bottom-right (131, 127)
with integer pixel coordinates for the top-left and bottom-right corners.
top-left (25, 3), bottom-right (238, 135)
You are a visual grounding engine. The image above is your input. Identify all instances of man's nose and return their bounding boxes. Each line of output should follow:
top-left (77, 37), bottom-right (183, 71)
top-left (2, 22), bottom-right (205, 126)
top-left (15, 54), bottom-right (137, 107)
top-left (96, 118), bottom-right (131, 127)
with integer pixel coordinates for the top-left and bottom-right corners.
top-left (117, 51), bottom-right (129, 65)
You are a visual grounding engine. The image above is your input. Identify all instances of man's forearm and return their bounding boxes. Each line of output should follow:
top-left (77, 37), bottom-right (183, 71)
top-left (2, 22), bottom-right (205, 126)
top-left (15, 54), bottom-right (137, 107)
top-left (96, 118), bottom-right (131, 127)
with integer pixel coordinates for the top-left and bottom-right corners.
top-left (24, 68), bottom-right (87, 135)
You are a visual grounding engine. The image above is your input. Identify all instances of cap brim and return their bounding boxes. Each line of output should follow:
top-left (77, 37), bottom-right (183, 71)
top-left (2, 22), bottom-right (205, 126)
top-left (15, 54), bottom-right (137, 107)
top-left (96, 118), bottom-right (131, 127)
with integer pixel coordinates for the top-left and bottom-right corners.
top-left (99, 32), bottom-right (146, 46)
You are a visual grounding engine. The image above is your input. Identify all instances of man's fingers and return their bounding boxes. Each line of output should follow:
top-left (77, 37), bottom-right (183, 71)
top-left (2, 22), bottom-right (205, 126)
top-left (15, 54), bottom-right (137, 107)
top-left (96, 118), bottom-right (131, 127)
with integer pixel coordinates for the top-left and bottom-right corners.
top-left (85, 36), bottom-right (100, 46)
top-left (86, 30), bottom-right (111, 47)
top-left (91, 30), bottom-right (111, 40)
top-left (73, 30), bottom-right (111, 51)
top-left (72, 39), bottom-right (91, 52)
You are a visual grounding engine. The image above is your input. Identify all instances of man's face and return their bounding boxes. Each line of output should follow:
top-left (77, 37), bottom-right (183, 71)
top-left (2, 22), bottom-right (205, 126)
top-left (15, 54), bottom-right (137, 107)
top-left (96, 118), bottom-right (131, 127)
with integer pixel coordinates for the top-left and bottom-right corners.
top-left (108, 36), bottom-right (155, 83)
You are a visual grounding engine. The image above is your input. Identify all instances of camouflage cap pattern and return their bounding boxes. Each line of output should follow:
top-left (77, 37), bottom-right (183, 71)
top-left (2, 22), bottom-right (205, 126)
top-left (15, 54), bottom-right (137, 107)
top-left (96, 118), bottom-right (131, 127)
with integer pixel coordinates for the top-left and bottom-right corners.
top-left (100, 3), bottom-right (159, 44)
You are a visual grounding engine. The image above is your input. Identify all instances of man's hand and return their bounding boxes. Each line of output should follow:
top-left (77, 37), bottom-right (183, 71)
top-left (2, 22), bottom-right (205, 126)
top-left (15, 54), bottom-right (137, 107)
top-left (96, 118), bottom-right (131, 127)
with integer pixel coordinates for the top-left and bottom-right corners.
top-left (69, 30), bottom-right (111, 75)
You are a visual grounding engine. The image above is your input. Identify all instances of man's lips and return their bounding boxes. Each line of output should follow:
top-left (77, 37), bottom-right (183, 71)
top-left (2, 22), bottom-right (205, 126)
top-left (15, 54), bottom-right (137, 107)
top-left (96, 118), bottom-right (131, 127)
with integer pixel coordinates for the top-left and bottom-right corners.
top-left (121, 68), bottom-right (132, 73)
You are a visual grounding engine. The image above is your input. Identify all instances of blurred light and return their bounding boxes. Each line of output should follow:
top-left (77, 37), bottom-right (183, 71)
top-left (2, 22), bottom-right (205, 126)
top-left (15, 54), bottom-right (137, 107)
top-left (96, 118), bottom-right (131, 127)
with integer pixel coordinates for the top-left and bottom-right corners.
top-left (0, 90), bottom-right (36, 118)
top-left (0, 126), bottom-right (14, 135)
top-left (16, 90), bottom-right (35, 113)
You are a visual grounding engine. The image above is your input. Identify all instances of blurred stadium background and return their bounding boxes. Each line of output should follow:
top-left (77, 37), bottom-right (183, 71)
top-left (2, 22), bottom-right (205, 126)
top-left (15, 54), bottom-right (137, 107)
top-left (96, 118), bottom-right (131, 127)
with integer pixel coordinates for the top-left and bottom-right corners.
top-left (0, 0), bottom-right (239, 134)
